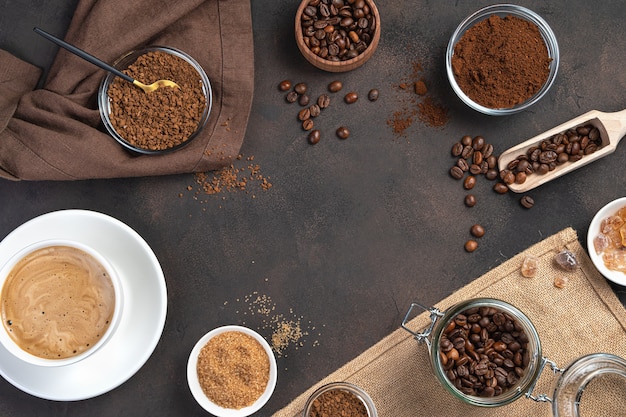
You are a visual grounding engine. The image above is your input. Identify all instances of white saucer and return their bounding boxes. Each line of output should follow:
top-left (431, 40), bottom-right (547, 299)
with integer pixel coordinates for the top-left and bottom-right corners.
top-left (0, 209), bottom-right (167, 401)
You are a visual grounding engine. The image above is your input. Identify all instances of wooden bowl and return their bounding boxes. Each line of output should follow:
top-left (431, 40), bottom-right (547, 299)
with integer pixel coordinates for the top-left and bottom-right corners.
top-left (295, 0), bottom-right (380, 72)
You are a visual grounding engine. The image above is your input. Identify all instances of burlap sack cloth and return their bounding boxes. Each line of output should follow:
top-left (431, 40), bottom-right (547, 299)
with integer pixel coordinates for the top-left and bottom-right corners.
top-left (274, 228), bottom-right (626, 417)
top-left (0, 0), bottom-right (253, 181)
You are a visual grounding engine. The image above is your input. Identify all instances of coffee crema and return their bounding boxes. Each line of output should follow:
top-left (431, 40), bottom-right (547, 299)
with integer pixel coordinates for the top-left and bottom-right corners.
top-left (1, 245), bottom-right (116, 359)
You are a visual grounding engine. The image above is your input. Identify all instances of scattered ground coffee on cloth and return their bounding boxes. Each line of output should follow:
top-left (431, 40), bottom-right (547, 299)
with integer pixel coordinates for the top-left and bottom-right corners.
top-left (0, 0), bottom-right (254, 181)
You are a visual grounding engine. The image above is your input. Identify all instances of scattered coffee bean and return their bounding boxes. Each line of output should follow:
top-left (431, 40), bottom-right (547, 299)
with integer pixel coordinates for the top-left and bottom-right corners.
top-left (493, 182), bottom-right (509, 194)
top-left (485, 169), bottom-right (498, 181)
top-left (471, 224), bottom-right (485, 238)
top-left (520, 195), bottom-right (534, 209)
top-left (439, 307), bottom-right (529, 397)
top-left (464, 194), bottom-right (476, 207)
top-left (461, 135), bottom-right (472, 146)
top-left (451, 142), bottom-right (463, 157)
top-left (344, 92), bottom-right (358, 104)
top-left (308, 129), bottom-right (321, 145)
top-left (279, 79), bottom-right (292, 91)
top-left (309, 104), bottom-right (321, 118)
top-left (302, 119), bottom-right (314, 131)
top-left (457, 158), bottom-right (469, 172)
top-left (294, 82), bottom-right (308, 94)
top-left (328, 80), bottom-right (343, 92)
top-left (298, 108), bottom-right (311, 121)
top-left (463, 175), bottom-right (476, 190)
top-left (450, 166), bottom-right (464, 180)
top-left (367, 89), bottom-right (379, 101)
top-left (465, 240), bottom-right (478, 252)
top-left (472, 135), bottom-right (485, 151)
top-left (336, 126), bottom-right (350, 139)
top-left (298, 94), bottom-right (310, 106)
top-left (317, 94), bottom-right (331, 109)
top-left (286, 91), bottom-right (299, 103)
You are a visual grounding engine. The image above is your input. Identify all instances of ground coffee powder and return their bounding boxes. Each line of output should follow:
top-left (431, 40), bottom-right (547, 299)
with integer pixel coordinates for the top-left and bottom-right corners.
top-left (451, 15), bottom-right (551, 109)
top-left (107, 51), bottom-right (206, 151)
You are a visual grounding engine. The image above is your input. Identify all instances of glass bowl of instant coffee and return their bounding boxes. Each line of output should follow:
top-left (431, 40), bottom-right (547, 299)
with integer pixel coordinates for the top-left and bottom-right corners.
top-left (446, 4), bottom-right (559, 115)
top-left (187, 325), bottom-right (277, 417)
top-left (303, 382), bottom-right (378, 417)
top-left (98, 46), bottom-right (213, 154)
top-left (295, 0), bottom-right (381, 72)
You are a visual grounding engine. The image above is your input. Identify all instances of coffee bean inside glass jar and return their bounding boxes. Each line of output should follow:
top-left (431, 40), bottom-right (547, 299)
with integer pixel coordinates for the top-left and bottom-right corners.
top-left (300, 0), bottom-right (376, 62)
top-left (439, 307), bottom-right (530, 397)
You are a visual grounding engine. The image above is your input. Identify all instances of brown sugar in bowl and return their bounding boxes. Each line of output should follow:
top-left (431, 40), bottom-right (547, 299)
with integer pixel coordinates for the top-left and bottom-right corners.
top-left (98, 46), bottom-right (213, 154)
top-left (295, 0), bottom-right (381, 72)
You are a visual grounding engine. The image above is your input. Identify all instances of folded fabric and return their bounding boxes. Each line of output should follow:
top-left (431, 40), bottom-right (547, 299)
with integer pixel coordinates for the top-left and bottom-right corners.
top-left (0, 0), bottom-right (253, 181)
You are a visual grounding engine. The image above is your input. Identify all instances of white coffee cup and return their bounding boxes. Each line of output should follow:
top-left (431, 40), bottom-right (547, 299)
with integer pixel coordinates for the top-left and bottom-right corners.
top-left (0, 239), bottom-right (123, 367)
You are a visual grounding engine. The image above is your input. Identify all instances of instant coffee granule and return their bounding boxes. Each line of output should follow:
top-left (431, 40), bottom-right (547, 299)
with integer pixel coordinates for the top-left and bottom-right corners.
top-left (309, 389), bottom-right (368, 417)
top-left (196, 331), bottom-right (270, 409)
top-left (107, 51), bottom-right (206, 151)
top-left (451, 15), bottom-right (552, 109)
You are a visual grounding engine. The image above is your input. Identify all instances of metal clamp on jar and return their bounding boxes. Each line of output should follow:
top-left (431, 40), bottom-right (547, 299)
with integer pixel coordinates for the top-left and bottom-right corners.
top-left (401, 298), bottom-right (626, 416)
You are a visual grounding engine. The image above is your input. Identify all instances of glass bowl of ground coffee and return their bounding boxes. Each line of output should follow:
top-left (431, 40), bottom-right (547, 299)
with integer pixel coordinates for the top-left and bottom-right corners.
top-left (98, 46), bottom-right (212, 154)
top-left (446, 4), bottom-right (559, 115)
top-left (303, 382), bottom-right (378, 417)
top-left (295, 0), bottom-right (381, 72)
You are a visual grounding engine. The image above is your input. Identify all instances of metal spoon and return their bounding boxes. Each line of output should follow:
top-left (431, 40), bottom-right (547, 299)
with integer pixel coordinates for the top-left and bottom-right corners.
top-left (33, 27), bottom-right (180, 93)
top-left (498, 109), bottom-right (626, 193)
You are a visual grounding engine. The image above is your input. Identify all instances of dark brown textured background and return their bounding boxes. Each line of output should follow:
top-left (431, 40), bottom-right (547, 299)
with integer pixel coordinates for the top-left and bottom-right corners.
top-left (0, 0), bottom-right (625, 415)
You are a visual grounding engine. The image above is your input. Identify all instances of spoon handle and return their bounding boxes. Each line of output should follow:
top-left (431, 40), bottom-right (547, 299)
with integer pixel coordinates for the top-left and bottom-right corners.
top-left (33, 27), bottom-right (134, 84)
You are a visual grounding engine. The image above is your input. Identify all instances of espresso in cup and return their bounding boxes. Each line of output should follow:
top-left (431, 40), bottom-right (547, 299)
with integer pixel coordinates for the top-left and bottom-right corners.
top-left (1, 244), bottom-right (117, 360)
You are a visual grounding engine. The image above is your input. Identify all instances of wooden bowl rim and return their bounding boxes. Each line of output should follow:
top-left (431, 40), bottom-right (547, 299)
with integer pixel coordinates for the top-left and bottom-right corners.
top-left (295, 0), bottom-right (381, 72)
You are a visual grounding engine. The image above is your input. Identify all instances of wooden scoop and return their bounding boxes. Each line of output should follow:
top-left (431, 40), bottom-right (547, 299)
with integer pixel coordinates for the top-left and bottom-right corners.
top-left (498, 109), bottom-right (626, 193)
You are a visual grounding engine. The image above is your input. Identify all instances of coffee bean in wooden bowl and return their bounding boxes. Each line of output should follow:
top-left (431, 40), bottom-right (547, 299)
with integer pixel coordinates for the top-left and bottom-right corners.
top-left (98, 46), bottom-right (212, 154)
top-left (295, 0), bottom-right (381, 72)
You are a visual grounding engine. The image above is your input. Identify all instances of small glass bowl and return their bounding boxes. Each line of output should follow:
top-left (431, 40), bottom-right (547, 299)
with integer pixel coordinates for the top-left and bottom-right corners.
top-left (302, 382), bottom-right (378, 417)
top-left (587, 197), bottom-right (626, 286)
top-left (445, 4), bottom-right (559, 115)
top-left (98, 46), bottom-right (212, 155)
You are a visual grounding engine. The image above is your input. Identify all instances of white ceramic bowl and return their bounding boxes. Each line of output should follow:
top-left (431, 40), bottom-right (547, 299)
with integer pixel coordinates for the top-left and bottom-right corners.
top-left (187, 325), bottom-right (277, 416)
top-left (587, 197), bottom-right (626, 286)
top-left (0, 239), bottom-right (123, 367)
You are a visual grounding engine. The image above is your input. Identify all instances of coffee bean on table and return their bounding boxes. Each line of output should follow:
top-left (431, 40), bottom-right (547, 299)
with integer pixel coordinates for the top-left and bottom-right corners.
top-left (279, 80), bottom-right (292, 91)
top-left (336, 126), bottom-right (350, 139)
top-left (464, 194), bottom-right (476, 207)
top-left (294, 82), bottom-right (307, 94)
top-left (461, 135), bottom-right (472, 146)
top-left (493, 182), bottom-right (509, 194)
top-left (328, 80), bottom-right (343, 92)
top-left (471, 224), bottom-right (485, 238)
top-left (344, 92), bottom-right (358, 104)
top-left (286, 91), bottom-right (299, 103)
top-left (465, 240), bottom-right (478, 252)
top-left (367, 89), bottom-right (379, 101)
top-left (457, 158), bottom-right (469, 172)
top-left (451, 142), bottom-right (463, 157)
top-left (302, 119), bottom-right (314, 131)
top-left (520, 195), bottom-right (535, 209)
top-left (309, 104), bottom-right (321, 118)
top-left (450, 166), bottom-right (464, 180)
top-left (298, 94), bottom-right (310, 106)
top-left (298, 108), bottom-right (311, 121)
top-left (463, 175), bottom-right (476, 190)
top-left (317, 94), bottom-right (330, 109)
top-left (472, 135), bottom-right (485, 151)
top-left (308, 129), bottom-right (321, 145)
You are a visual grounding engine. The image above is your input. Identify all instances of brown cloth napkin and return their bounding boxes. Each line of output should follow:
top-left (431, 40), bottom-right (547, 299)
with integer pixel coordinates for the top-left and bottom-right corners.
top-left (0, 0), bottom-right (253, 181)
top-left (274, 228), bottom-right (626, 417)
